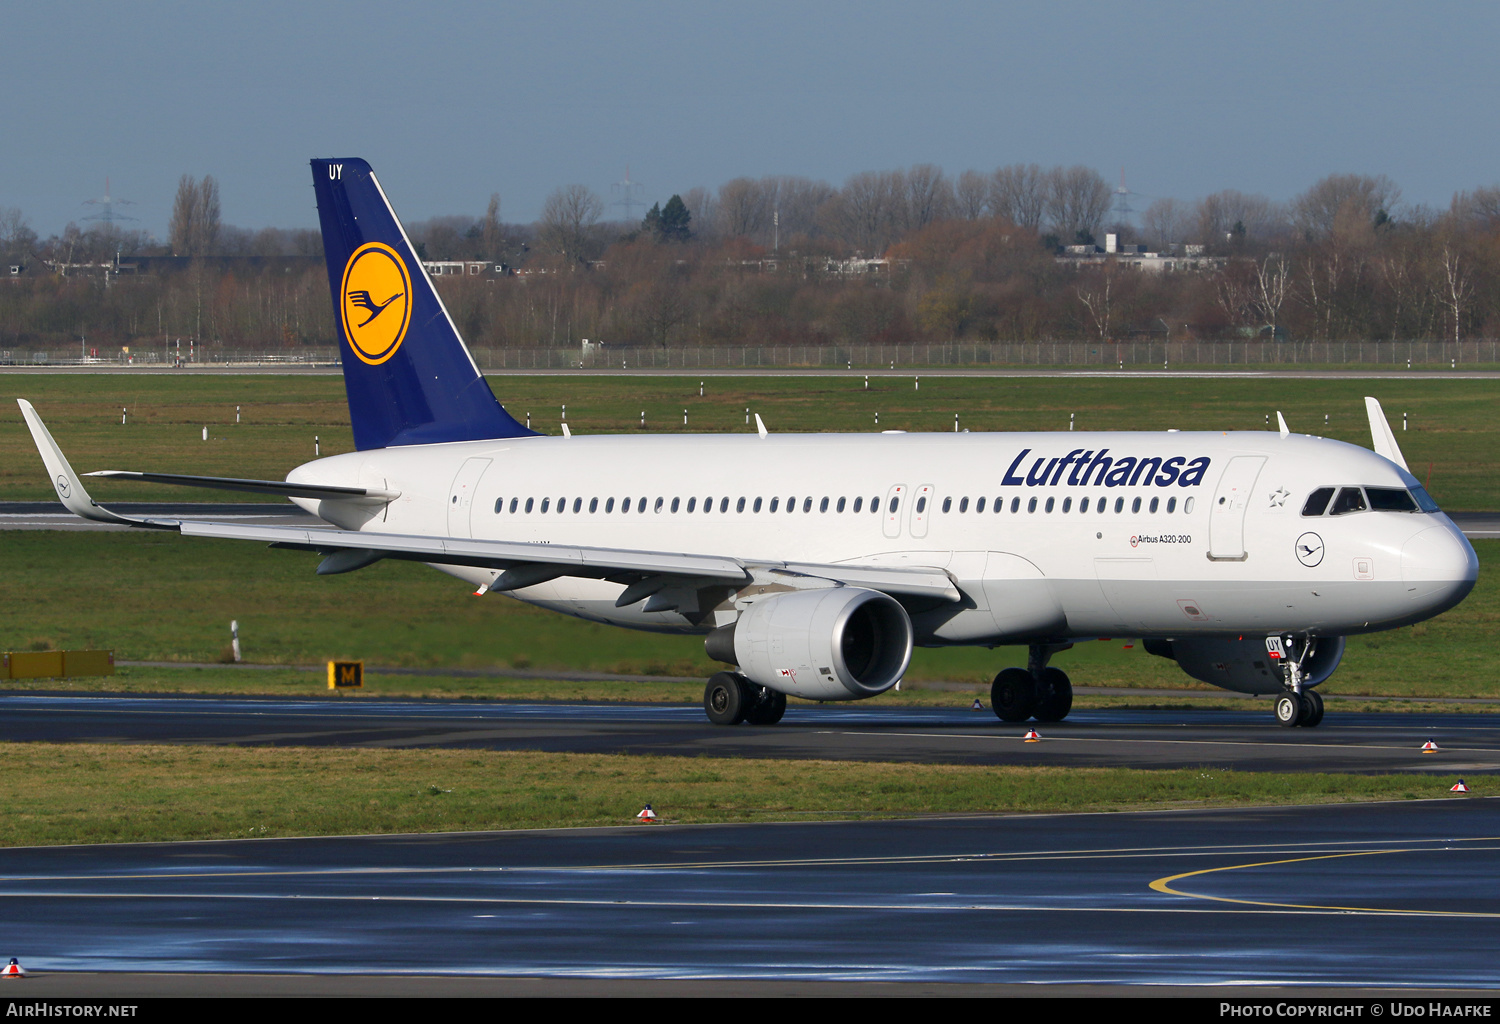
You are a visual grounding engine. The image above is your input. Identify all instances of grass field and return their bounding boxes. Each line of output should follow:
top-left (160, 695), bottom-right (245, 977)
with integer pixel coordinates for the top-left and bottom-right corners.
top-left (0, 742), bottom-right (1478, 848)
top-left (0, 530), bottom-right (1495, 700)
top-left (2, 372), bottom-right (1499, 507)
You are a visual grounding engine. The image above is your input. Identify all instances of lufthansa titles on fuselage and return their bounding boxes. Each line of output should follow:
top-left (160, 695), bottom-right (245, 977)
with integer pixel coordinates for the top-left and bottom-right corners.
top-left (1001, 448), bottom-right (1210, 489)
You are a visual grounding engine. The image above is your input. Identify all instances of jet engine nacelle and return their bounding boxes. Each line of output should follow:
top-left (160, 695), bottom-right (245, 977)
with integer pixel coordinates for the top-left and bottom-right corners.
top-left (1143, 635), bottom-right (1346, 695)
top-left (708, 587), bottom-right (914, 701)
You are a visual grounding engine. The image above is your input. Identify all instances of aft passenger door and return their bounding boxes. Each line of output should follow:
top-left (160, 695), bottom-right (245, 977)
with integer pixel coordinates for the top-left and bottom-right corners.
top-left (447, 457), bottom-right (491, 539)
top-left (1208, 456), bottom-right (1265, 561)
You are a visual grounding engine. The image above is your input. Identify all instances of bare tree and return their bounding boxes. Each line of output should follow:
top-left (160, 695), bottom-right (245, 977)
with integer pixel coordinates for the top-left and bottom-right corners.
top-left (826, 170), bottom-right (905, 254)
top-left (1193, 190), bottom-right (1284, 246)
top-left (1291, 173), bottom-right (1401, 239)
top-left (481, 193), bottom-right (504, 259)
top-left (1140, 198), bottom-right (1187, 250)
top-left (169, 174), bottom-right (221, 257)
top-left (682, 187), bottom-right (717, 239)
top-left (989, 163), bottom-right (1047, 229)
top-left (1451, 185), bottom-right (1500, 231)
top-left (768, 176), bottom-right (837, 242)
top-left (1075, 267), bottom-right (1114, 341)
top-left (1044, 166), bottom-right (1111, 242)
top-left (904, 164), bottom-right (953, 232)
top-left (538, 184), bottom-right (604, 260)
top-left (1435, 242), bottom-right (1474, 343)
top-left (0, 207), bottom-right (37, 265)
top-left (716, 178), bottom-right (772, 241)
top-left (1254, 255), bottom-right (1290, 337)
top-left (954, 170), bottom-right (989, 220)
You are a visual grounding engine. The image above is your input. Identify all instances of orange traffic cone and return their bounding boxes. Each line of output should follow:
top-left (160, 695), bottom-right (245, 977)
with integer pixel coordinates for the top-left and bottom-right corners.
top-left (1023, 728), bottom-right (1041, 743)
top-left (1421, 740), bottom-right (1439, 753)
top-left (635, 804), bottom-right (659, 823)
top-left (1, 958), bottom-right (26, 978)
top-left (1451, 779), bottom-right (1470, 793)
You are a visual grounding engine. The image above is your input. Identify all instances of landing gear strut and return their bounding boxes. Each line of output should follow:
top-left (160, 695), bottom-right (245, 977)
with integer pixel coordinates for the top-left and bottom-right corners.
top-left (1270, 635), bottom-right (1325, 728)
top-left (991, 644), bottom-right (1074, 723)
top-left (703, 671), bottom-right (786, 726)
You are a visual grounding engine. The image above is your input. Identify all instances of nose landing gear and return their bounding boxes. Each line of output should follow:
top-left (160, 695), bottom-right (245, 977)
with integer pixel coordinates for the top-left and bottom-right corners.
top-left (1269, 635), bottom-right (1326, 728)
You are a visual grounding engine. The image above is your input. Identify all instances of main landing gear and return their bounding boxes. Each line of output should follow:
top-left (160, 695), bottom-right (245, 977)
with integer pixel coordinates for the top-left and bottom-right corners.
top-left (703, 671), bottom-right (786, 726)
top-left (991, 644), bottom-right (1074, 723)
top-left (1270, 635), bottom-right (1325, 728)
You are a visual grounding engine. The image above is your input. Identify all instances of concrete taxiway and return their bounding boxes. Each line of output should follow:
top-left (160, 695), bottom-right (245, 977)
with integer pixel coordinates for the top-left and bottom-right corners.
top-left (2, 799), bottom-right (1497, 988)
top-left (2, 694), bottom-right (1495, 774)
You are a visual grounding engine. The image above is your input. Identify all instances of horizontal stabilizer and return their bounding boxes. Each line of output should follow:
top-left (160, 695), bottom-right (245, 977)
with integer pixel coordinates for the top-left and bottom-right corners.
top-left (84, 471), bottom-right (399, 503)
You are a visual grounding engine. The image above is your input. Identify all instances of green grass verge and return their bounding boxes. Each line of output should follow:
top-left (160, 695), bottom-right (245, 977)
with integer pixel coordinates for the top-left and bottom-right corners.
top-left (3, 373), bottom-right (1500, 507)
top-left (1, 532), bottom-right (1496, 700)
top-left (0, 743), bottom-right (1479, 848)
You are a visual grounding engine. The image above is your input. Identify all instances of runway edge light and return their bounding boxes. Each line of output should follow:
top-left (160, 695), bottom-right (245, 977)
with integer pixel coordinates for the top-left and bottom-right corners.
top-left (636, 804), bottom-right (660, 823)
top-left (1451, 779), bottom-right (1470, 793)
top-left (971, 698), bottom-right (983, 711)
top-left (1024, 728), bottom-right (1041, 743)
top-left (2, 958), bottom-right (26, 978)
top-left (1422, 739), bottom-right (1439, 753)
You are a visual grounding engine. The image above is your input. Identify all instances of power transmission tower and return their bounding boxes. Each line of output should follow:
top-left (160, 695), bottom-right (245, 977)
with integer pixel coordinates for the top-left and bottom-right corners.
top-left (81, 178), bottom-right (138, 225)
top-left (611, 166), bottom-right (646, 223)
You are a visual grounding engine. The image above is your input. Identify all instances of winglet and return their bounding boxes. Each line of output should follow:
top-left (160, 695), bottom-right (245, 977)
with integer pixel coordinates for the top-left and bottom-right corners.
top-left (16, 400), bottom-right (171, 527)
top-left (1276, 411), bottom-right (1289, 439)
top-left (1364, 397), bottom-right (1410, 471)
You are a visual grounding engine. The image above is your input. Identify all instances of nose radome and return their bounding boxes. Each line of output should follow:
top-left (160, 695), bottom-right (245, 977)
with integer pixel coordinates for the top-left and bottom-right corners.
top-left (1402, 525), bottom-right (1478, 583)
top-left (1401, 525), bottom-right (1478, 616)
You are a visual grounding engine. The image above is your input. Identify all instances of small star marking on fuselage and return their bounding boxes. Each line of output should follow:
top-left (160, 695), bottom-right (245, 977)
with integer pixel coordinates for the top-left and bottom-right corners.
top-left (1270, 486), bottom-right (1290, 507)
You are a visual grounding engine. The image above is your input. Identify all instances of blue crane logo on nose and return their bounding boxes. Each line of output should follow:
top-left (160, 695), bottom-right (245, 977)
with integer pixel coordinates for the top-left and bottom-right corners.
top-left (1295, 532), bottom-right (1324, 567)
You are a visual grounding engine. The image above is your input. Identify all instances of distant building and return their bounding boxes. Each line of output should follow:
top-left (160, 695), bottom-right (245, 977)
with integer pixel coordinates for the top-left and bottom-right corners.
top-left (1057, 233), bottom-right (1227, 274)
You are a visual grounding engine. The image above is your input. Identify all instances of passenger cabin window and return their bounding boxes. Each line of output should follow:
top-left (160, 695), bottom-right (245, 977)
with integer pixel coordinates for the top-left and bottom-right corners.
top-left (655, 497), bottom-right (664, 513)
top-left (687, 497), bottom-right (697, 513)
top-left (605, 498), bottom-right (614, 513)
top-left (1062, 497), bottom-right (1072, 513)
top-left (1131, 497), bottom-right (1141, 513)
top-left (976, 497), bottom-right (985, 513)
top-left (769, 497), bottom-right (779, 512)
top-left (510, 498), bottom-right (519, 514)
top-left (753, 497), bottom-right (762, 512)
top-left (573, 498), bottom-right (582, 513)
top-left (836, 497), bottom-right (846, 512)
top-left (1329, 487), bottom-right (1367, 516)
top-left (494, 498), bottom-right (504, 514)
top-left (737, 497), bottom-right (746, 513)
top-left (1027, 497), bottom-right (1037, 513)
top-left (720, 497), bottom-right (729, 513)
top-left (871, 496), bottom-right (880, 513)
top-left (1011, 497), bottom-right (1020, 513)
top-left (802, 497), bottom-right (812, 513)
top-left (1114, 497), bottom-right (1124, 513)
top-left (853, 497), bottom-right (863, 512)
top-left (671, 497), bottom-right (680, 513)
top-left (1167, 497), bottom-right (1177, 513)
top-left (1080, 497), bottom-right (1090, 513)
top-left (524, 498), bottom-right (534, 513)
top-left (819, 497), bottom-right (829, 513)
top-left (589, 498), bottom-right (598, 513)
top-left (1302, 487), bottom-right (1335, 516)
top-left (1149, 497), bottom-right (1159, 513)
top-left (941, 497), bottom-right (951, 513)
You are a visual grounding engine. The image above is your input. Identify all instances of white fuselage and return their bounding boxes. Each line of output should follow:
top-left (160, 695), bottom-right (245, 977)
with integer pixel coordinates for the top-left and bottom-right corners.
top-left (288, 429), bottom-right (1477, 646)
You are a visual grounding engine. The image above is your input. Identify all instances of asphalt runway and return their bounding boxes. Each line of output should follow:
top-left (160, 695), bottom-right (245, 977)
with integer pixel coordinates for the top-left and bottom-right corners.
top-left (3, 693), bottom-right (1496, 775)
top-left (3, 799), bottom-right (1499, 989)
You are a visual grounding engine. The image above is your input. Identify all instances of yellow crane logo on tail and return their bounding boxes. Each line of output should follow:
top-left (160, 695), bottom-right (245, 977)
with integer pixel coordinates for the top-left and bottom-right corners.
top-left (340, 242), bottom-right (411, 365)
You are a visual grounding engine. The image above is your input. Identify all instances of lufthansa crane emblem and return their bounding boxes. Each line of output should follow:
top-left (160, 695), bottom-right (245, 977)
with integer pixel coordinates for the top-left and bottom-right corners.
top-left (340, 242), bottom-right (412, 365)
top-left (1295, 532), bottom-right (1324, 567)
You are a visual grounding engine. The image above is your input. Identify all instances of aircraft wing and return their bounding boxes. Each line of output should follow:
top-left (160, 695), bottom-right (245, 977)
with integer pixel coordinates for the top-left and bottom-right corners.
top-left (177, 519), bottom-right (961, 602)
top-left (19, 397), bottom-right (959, 605)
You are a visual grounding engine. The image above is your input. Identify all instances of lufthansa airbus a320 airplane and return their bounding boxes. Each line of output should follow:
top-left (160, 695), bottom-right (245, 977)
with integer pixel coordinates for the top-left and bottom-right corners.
top-left (19, 159), bottom-right (1479, 730)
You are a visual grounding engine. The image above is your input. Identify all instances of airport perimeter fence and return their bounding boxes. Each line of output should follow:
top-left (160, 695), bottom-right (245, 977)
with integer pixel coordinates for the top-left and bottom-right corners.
top-left (6, 339), bottom-right (1500, 370)
top-left (475, 339), bottom-right (1500, 370)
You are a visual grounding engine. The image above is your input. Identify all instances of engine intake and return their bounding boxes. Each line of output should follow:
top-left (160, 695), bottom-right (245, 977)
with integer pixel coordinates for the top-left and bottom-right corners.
top-left (706, 587), bottom-right (913, 701)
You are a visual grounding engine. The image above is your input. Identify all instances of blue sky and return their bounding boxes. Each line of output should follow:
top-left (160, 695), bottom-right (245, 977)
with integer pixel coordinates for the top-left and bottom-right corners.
top-left (5, 1), bottom-right (1497, 238)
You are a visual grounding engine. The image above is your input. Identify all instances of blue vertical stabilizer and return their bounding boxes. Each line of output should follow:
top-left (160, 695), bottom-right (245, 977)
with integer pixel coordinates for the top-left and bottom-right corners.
top-left (311, 158), bottom-right (533, 450)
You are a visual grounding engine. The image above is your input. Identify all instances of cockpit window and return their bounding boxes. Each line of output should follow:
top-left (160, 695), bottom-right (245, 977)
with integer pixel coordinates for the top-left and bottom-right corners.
top-left (1301, 487), bottom-right (1335, 517)
top-left (1366, 487), bottom-right (1418, 512)
top-left (1409, 485), bottom-right (1441, 513)
top-left (1328, 487), bottom-right (1368, 516)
